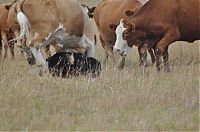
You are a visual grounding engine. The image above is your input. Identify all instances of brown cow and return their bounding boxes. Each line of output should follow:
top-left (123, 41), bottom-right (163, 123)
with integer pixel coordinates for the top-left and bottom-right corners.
top-left (0, 3), bottom-right (15, 60)
top-left (110, 0), bottom-right (200, 71)
top-left (89, 0), bottom-right (155, 69)
top-left (8, 0), bottom-right (95, 67)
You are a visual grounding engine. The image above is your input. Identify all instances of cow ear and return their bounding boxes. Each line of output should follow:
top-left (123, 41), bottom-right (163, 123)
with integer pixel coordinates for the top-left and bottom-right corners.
top-left (81, 4), bottom-right (96, 12)
top-left (108, 24), bottom-right (117, 31)
top-left (5, 4), bottom-right (12, 10)
top-left (89, 7), bottom-right (96, 13)
top-left (125, 10), bottom-right (135, 17)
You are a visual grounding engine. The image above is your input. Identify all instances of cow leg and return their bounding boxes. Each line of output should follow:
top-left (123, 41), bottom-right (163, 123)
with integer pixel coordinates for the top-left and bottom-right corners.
top-left (163, 46), bottom-right (170, 72)
top-left (45, 45), bottom-right (51, 57)
top-left (99, 35), bottom-right (109, 64)
top-left (105, 44), bottom-right (116, 65)
top-left (156, 28), bottom-right (180, 71)
top-left (0, 34), bottom-right (2, 59)
top-left (99, 35), bottom-right (116, 65)
top-left (9, 41), bottom-right (15, 60)
top-left (103, 52), bottom-right (109, 64)
top-left (148, 48), bottom-right (156, 65)
top-left (138, 46), bottom-right (144, 66)
top-left (142, 51), bottom-right (147, 74)
top-left (7, 30), bottom-right (15, 59)
top-left (13, 31), bottom-right (24, 56)
top-left (117, 56), bottom-right (126, 69)
top-left (1, 32), bottom-right (9, 59)
top-left (138, 45), bottom-right (148, 74)
top-left (84, 35), bottom-right (95, 57)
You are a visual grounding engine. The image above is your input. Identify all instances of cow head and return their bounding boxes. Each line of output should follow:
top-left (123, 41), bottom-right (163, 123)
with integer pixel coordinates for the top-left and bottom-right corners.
top-left (19, 45), bottom-right (46, 67)
top-left (109, 19), bottom-right (145, 56)
top-left (81, 4), bottom-right (96, 19)
top-left (4, 4), bottom-right (12, 10)
top-left (109, 19), bottom-right (132, 56)
top-left (125, 10), bottom-right (135, 17)
top-left (18, 45), bottom-right (36, 65)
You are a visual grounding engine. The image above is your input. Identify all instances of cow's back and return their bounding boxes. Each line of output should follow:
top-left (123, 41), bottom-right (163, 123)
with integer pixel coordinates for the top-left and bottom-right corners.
top-left (133, 0), bottom-right (200, 42)
top-left (94, 0), bottom-right (142, 41)
top-left (20, 0), bottom-right (84, 37)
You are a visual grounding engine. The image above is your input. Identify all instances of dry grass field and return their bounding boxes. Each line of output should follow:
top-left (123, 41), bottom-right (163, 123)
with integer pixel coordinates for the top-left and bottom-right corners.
top-left (0, 0), bottom-right (199, 131)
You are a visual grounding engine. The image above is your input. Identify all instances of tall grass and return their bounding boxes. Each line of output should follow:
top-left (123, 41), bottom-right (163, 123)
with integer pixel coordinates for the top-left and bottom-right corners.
top-left (0, 41), bottom-right (199, 130)
top-left (0, 0), bottom-right (199, 131)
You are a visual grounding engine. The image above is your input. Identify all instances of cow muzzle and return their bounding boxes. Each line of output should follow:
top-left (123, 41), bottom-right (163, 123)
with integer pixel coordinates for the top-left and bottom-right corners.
top-left (113, 48), bottom-right (127, 56)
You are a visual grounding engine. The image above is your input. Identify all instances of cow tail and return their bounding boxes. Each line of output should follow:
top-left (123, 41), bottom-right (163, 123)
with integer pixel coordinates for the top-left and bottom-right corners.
top-left (9, 0), bottom-right (29, 43)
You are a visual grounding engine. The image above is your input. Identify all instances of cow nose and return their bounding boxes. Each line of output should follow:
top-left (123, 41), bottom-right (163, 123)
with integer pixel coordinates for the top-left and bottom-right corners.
top-left (113, 48), bottom-right (120, 53)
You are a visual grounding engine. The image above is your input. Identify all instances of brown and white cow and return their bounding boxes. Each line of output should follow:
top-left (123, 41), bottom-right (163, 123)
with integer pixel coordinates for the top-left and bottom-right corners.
top-left (0, 3), bottom-right (15, 60)
top-left (9, 0), bottom-right (95, 67)
top-left (88, 0), bottom-right (155, 69)
top-left (110, 0), bottom-right (200, 71)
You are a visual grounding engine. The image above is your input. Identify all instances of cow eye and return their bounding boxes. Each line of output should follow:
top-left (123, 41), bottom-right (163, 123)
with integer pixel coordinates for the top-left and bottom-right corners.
top-left (124, 31), bottom-right (129, 36)
top-left (123, 32), bottom-right (129, 40)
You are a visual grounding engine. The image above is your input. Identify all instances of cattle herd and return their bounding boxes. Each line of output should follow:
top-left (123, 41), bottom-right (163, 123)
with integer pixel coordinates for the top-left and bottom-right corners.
top-left (0, 0), bottom-right (199, 78)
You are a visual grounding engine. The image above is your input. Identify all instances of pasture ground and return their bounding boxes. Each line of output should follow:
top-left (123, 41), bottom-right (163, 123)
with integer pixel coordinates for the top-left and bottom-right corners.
top-left (0, 0), bottom-right (199, 131)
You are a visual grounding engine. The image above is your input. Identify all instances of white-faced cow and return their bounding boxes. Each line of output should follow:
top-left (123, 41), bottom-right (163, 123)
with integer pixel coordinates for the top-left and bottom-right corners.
top-left (85, 0), bottom-right (155, 69)
top-left (110, 0), bottom-right (200, 71)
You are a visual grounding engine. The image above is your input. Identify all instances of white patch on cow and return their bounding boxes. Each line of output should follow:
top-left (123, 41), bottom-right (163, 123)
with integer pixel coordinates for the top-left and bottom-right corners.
top-left (9, 12), bottom-right (30, 43)
top-left (55, 23), bottom-right (65, 32)
top-left (114, 19), bottom-right (131, 56)
top-left (69, 52), bottom-right (75, 65)
top-left (30, 48), bottom-right (46, 67)
top-left (17, 12), bottom-right (29, 38)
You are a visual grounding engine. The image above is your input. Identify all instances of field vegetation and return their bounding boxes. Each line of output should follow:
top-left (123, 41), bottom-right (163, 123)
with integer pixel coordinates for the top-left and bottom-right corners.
top-left (0, 0), bottom-right (199, 130)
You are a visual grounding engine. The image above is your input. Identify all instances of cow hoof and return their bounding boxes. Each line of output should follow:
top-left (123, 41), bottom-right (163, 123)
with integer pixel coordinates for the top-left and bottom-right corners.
top-left (103, 59), bottom-right (108, 65)
top-left (11, 56), bottom-right (15, 60)
top-left (164, 67), bottom-right (171, 73)
top-left (139, 62), bottom-right (144, 67)
top-left (117, 65), bottom-right (124, 70)
top-left (3, 56), bottom-right (7, 60)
